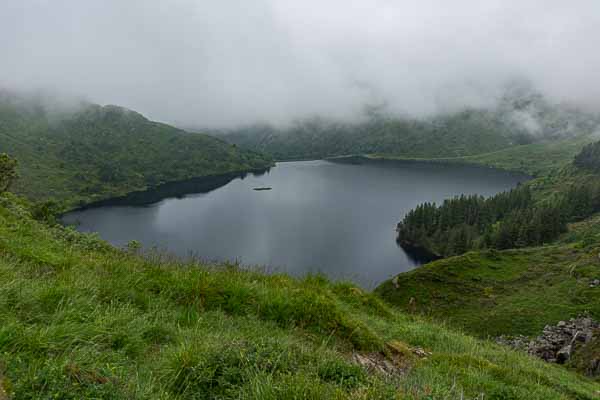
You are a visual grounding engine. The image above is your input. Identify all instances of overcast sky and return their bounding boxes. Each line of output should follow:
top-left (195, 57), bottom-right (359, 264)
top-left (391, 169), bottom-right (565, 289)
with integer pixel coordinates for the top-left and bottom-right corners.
top-left (2, 0), bottom-right (600, 127)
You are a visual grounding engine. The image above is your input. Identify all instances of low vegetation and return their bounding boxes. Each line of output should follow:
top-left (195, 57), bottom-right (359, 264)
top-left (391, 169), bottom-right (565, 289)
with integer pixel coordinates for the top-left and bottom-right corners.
top-left (0, 191), bottom-right (597, 398)
top-left (376, 242), bottom-right (600, 338)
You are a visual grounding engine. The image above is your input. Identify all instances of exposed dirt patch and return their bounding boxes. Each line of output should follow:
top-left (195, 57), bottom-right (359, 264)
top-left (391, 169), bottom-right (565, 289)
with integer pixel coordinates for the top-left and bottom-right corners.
top-left (352, 340), bottom-right (431, 378)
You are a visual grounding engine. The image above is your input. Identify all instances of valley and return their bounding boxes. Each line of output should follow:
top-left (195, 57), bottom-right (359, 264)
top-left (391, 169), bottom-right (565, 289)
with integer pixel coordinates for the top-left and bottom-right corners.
top-left (1, 90), bottom-right (600, 398)
top-left (4, 2), bottom-right (600, 397)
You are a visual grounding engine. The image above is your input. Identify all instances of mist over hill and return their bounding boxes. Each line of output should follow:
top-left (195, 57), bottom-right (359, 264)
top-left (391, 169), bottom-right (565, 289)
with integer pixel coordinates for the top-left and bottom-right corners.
top-left (217, 84), bottom-right (600, 160)
top-left (3, 1), bottom-right (600, 128)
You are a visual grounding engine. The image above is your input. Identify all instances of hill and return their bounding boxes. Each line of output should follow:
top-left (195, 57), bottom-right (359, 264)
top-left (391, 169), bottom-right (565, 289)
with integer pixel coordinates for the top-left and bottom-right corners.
top-left (375, 242), bottom-right (600, 338)
top-left (451, 137), bottom-right (593, 177)
top-left (222, 110), bottom-right (519, 160)
top-left (392, 148), bottom-right (600, 259)
top-left (0, 191), bottom-right (597, 399)
top-left (365, 136), bottom-right (591, 177)
top-left (221, 87), bottom-right (599, 162)
top-left (0, 90), bottom-right (273, 207)
top-left (377, 141), bottom-right (600, 378)
top-left (575, 140), bottom-right (600, 172)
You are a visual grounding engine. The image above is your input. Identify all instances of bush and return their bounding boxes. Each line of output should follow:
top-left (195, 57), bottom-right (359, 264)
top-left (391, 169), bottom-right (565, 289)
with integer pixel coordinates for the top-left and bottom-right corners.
top-left (0, 153), bottom-right (17, 193)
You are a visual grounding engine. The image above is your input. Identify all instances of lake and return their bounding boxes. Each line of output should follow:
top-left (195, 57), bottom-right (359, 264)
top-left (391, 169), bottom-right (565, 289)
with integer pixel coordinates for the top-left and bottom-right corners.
top-left (63, 159), bottom-right (529, 288)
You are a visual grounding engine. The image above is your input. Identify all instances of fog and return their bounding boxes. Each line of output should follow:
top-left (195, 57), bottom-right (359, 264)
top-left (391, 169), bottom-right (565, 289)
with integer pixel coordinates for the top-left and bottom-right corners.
top-left (2, 1), bottom-right (600, 127)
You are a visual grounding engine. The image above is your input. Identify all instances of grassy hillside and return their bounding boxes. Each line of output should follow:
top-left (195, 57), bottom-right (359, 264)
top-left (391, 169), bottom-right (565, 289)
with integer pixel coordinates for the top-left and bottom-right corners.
top-left (375, 243), bottom-right (600, 338)
top-left (0, 91), bottom-right (272, 207)
top-left (373, 135), bottom-right (600, 380)
top-left (0, 193), bottom-right (597, 399)
top-left (452, 137), bottom-right (594, 177)
top-left (376, 145), bottom-right (600, 380)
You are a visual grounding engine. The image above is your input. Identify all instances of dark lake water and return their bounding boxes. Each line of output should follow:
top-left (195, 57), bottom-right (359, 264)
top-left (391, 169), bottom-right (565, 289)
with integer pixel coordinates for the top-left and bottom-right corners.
top-left (63, 159), bottom-right (528, 288)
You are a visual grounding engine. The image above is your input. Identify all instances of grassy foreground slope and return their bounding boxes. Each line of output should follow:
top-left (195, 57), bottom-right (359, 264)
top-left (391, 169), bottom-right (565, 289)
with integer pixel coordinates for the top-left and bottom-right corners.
top-left (0, 194), bottom-right (598, 398)
top-left (0, 91), bottom-right (272, 207)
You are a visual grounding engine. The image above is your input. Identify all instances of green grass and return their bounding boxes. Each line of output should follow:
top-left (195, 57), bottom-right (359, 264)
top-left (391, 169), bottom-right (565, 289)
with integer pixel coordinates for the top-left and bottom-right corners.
top-left (376, 244), bottom-right (600, 340)
top-left (0, 194), bottom-right (597, 398)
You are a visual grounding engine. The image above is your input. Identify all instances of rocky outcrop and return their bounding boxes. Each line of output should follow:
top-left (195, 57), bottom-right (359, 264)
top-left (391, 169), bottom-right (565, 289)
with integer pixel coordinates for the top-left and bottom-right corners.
top-left (497, 317), bottom-right (600, 376)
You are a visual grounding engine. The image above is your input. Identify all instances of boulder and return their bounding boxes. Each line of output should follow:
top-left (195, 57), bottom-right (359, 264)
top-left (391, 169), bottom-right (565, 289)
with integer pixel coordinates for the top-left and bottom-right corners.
top-left (497, 316), bottom-right (599, 368)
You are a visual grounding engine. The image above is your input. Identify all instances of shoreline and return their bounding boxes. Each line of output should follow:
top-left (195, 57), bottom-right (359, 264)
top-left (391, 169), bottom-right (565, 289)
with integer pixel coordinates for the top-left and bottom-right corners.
top-left (64, 155), bottom-right (531, 216)
top-left (64, 166), bottom-right (273, 213)
top-left (326, 154), bottom-right (535, 179)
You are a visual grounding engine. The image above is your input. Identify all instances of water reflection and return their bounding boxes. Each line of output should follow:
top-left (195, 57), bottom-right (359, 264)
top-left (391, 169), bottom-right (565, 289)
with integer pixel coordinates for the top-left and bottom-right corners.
top-left (63, 159), bottom-right (528, 288)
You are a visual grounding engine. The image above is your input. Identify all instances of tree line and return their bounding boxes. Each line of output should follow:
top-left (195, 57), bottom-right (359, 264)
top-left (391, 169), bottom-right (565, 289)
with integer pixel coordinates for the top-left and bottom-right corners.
top-left (397, 181), bottom-right (600, 257)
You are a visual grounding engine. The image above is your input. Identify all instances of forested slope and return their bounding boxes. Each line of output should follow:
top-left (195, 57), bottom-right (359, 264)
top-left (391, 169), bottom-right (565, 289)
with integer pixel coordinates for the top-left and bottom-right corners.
top-left (223, 110), bottom-right (519, 160)
top-left (0, 90), bottom-right (272, 207)
top-left (395, 145), bottom-right (600, 258)
top-left (222, 87), bottom-right (600, 162)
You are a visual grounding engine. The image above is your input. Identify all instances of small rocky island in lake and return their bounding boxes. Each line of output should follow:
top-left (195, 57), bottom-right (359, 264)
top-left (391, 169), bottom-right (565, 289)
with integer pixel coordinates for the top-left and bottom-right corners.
top-left (253, 187), bottom-right (272, 191)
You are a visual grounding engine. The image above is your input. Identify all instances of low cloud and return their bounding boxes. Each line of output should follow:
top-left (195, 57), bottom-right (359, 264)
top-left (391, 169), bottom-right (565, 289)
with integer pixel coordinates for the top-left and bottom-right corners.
top-left (2, 1), bottom-right (600, 127)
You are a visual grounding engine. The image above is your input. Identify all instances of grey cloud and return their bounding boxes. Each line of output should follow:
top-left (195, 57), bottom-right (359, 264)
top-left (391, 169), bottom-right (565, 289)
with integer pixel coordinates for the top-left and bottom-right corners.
top-left (2, 0), bottom-right (600, 127)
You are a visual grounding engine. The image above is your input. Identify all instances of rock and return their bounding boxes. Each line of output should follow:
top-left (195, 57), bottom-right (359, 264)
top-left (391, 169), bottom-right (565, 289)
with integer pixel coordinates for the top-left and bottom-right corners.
top-left (496, 334), bottom-right (530, 352)
top-left (392, 275), bottom-right (399, 289)
top-left (556, 345), bottom-right (572, 364)
top-left (353, 340), bottom-right (432, 378)
top-left (591, 358), bottom-right (600, 376)
top-left (496, 316), bottom-right (599, 369)
top-left (412, 347), bottom-right (432, 358)
top-left (352, 351), bottom-right (407, 377)
top-left (590, 279), bottom-right (600, 288)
